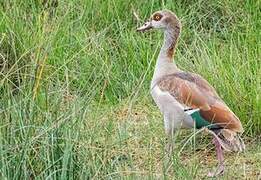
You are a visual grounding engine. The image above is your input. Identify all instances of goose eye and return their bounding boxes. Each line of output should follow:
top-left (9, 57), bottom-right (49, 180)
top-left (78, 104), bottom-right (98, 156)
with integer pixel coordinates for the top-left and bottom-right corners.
top-left (153, 14), bottom-right (162, 21)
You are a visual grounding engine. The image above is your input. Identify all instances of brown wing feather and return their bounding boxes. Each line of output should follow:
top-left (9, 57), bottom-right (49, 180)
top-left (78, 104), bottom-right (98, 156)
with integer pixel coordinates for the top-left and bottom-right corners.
top-left (157, 72), bottom-right (243, 132)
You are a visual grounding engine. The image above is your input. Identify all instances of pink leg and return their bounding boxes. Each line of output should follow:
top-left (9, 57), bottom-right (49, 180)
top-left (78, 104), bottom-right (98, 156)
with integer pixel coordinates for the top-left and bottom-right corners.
top-left (208, 137), bottom-right (225, 177)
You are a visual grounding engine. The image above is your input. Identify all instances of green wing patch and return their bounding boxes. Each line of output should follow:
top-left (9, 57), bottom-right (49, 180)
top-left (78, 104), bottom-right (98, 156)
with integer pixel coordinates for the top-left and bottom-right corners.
top-left (185, 109), bottom-right (220, 129)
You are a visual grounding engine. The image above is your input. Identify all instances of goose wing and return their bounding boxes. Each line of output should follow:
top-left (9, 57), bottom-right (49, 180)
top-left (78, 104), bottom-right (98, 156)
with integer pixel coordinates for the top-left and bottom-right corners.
top-left (157, 72), bottom-right (243, 132)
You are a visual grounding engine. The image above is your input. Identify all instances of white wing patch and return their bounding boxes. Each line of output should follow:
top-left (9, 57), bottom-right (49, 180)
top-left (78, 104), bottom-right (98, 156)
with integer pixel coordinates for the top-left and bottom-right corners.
top-left (152, 85), bottom-right (186, 109)
top-left (151, 85), bottom-right (195, 129)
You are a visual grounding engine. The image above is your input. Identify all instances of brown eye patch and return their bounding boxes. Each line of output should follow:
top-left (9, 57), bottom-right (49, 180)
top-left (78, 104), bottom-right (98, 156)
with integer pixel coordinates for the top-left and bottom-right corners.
top-left (152, 13), bottom-right (163, 21)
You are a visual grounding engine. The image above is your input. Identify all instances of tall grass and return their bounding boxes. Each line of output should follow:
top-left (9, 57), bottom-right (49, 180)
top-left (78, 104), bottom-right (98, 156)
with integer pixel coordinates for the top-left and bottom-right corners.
top-left (0, 0), bottom-right (260, 179)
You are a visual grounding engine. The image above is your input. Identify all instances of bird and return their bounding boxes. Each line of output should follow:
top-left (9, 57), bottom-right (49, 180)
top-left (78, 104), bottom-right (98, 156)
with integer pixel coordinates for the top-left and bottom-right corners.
top-left (137, 10), bottom-right (245, 177)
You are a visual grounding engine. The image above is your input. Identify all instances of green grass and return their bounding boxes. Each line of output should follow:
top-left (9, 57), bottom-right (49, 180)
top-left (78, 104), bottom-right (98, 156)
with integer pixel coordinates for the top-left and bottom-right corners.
top-left (0, 0), bottom-right (260, 179)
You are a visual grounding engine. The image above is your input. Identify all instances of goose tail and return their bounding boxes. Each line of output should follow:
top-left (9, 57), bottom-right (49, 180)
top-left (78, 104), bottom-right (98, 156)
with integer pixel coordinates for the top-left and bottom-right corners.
top-left (206, 128), bottom-right (245, 152)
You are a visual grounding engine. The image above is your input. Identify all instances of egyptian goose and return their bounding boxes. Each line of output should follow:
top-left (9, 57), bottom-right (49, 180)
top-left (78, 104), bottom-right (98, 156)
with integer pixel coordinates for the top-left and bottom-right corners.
top-left (137, 10), bottom-right (245, 177)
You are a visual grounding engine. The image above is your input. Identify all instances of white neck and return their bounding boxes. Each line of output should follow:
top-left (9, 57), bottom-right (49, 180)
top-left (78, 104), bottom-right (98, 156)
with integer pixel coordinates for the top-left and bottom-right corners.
top-left (152, 26), bottom-right (181, 85)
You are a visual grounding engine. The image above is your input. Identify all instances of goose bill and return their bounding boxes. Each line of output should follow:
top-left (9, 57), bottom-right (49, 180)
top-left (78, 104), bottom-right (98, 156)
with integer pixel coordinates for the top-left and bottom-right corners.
top-left (137, 22), bottom-right (152, 32)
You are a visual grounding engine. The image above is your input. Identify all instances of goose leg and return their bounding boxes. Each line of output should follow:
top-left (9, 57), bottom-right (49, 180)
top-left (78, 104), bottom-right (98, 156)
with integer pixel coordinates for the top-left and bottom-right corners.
top-left (208, 137), bottom-right (225, 177)
top-left (166, 131), bottom-right (175, 154)
top-left (164, 114), bottom-right (175, 154)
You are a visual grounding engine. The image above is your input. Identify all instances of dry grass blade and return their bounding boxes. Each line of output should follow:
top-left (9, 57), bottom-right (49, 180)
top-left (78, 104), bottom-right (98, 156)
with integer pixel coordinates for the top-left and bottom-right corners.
top-left (32, 55), bottom-right (47, 100)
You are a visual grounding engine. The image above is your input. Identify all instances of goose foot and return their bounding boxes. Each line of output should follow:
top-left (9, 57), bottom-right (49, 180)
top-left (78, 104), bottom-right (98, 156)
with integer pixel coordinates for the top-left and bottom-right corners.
top-left (207, 165), bottom-right (224, 177)
top-left (165, 141), bottom-right (173, 155)
top-left (207, 136), bottom-right (225, 177)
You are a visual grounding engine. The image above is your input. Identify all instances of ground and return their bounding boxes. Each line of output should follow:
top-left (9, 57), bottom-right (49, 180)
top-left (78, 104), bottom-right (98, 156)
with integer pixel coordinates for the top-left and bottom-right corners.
top-left (84, 99), bottom-right (261, 179)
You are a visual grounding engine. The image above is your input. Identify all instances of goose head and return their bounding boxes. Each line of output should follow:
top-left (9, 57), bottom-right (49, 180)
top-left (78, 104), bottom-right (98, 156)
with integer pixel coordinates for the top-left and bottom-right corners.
top-left (137, 10), bottom-right (181, 32)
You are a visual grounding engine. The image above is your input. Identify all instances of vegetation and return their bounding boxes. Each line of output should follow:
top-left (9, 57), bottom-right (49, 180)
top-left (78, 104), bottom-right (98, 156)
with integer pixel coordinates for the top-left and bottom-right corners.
top-left (0, 0), bottom-right (260, 179)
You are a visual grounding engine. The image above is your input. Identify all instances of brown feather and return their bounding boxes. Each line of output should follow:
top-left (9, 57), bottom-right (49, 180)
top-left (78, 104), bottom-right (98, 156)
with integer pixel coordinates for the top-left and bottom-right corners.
top-left (157, 72), bottom-right (243, 132)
